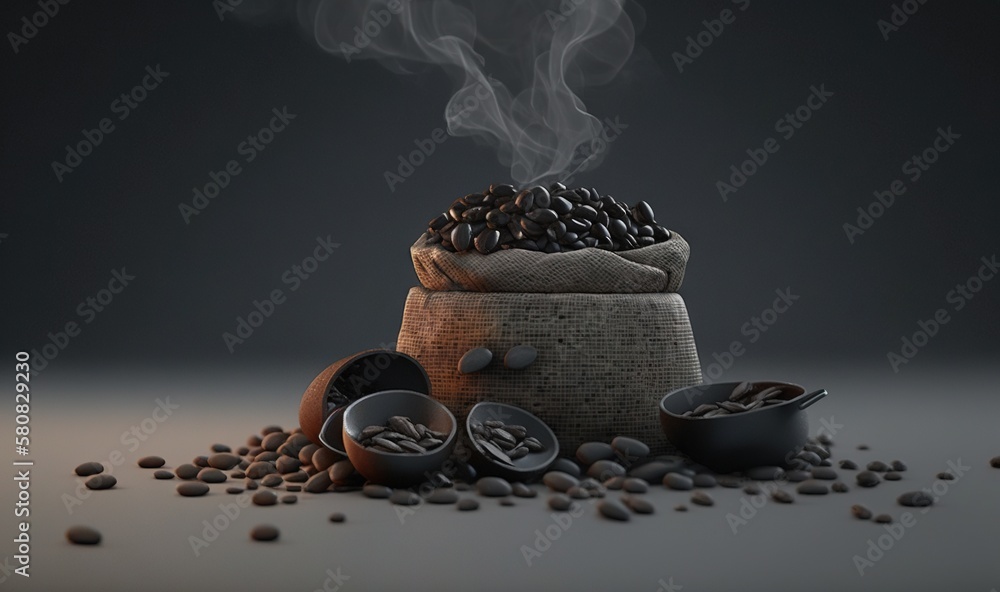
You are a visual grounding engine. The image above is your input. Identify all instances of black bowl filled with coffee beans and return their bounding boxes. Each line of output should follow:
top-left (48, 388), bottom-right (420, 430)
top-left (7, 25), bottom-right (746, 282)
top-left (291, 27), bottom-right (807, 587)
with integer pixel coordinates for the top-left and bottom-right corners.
top-left (425, 182), bottom-right (671, 254)
top-left (465, 401), bottom-right (559, 482)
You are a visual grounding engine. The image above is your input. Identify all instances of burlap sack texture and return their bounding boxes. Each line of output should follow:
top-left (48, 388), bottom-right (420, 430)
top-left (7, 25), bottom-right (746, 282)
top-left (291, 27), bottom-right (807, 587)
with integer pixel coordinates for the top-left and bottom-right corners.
top-left (397, 232), bottom-right (702, 455)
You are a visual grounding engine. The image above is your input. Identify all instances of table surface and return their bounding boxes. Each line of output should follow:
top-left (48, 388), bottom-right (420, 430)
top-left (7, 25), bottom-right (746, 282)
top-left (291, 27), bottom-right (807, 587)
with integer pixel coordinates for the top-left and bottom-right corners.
top-left (4, 359), bottom-right (999, 592)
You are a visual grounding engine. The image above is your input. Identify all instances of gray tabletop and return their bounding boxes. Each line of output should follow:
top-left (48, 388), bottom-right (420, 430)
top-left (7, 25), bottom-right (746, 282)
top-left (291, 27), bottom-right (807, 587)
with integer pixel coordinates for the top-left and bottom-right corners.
top-left (4, 359), bottom-right (998, 592)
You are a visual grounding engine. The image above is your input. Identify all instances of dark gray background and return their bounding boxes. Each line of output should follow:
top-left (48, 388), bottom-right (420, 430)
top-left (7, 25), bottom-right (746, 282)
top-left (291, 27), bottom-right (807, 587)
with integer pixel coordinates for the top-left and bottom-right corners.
top-left (3, 1), bottom-right (998, 378)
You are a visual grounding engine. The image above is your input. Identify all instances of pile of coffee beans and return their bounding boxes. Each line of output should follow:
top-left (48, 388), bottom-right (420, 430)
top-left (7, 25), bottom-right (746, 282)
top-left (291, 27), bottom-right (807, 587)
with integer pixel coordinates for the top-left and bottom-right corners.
top-left (423, 182), bottom-right (671, 254)
top-left (355, 416), bottom-right (449, 454)
top-left (681, 382), bottom-right (792, 418)
top-left (470, 419), bottom-right (545, 466)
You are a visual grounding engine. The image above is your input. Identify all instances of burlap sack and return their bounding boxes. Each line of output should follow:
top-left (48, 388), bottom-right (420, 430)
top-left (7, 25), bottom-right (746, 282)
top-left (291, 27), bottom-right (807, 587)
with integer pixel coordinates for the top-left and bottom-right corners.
top-left (396, 287), bottom-right (701, 455)
top-left (411, 233), bottom-right (690, 293)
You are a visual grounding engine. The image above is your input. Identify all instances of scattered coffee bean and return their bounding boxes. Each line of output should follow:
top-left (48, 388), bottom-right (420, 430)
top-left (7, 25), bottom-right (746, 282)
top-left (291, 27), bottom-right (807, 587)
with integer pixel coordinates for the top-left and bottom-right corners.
top-left (856, 471), bottom-right (880, 488)
top-left (427, 488), bottom-right (459, 504)
top-left (785, 470), bottom-right (811, 483)
top-left (193, 456), bottom-right (209, 468)
top-left (817, 433), bottom-right (834, 446)
top-left (664, 473), bottom-right (694, 491)
top-left (811, 467), bottom-right (838, 480)
top-left (884, 471), bottom-right (902, 481)
top-left (692, 474), bottom-right (716, 489)
top-left (226, 487), bottom-right (244, 494)
top-left (991, 456), bottom-right (1000, 469)
top-left (587, 459), bottom-right (626, 480)
top-left (857, 444), bottom-right (870, 450)
top-left (576, 442), bottom-right (615, 465)
top-left (604, 476), bottom-right (625, 490)
top-left (611, 436), bottom-right (650, 458)
top-left (255, 451), bottom-right (280, 463)
top-left (250, 525), bottom-right (279, 542)
top-left (512, 482), bottom-right (537, 498)
top-left (137, 456), bottom-right (165, 469)
top-left (74, 461), bottom-right (104, 477)
top-left (543, 471), bottom-right (579, 493)
top-left (245, 479), bottom-right (259, 490)
top-left (838, 460), bottom-right (858, 470)
top-left (771, 490), bottom-right (794, 504)
top-left (674, 504), bottom-right (688, 512)
top-left (898, 491), bottom-right (934, 507)
top-left (85, 474), bottom-right (116, 490)
top-left (457, 498), bottom-right (480, 511)
top-left (796, 451), bottom-right (823, 466)
top-left (476, 476), bottom-right (513, 497)
top-left (867, 461), bottom-right (889, 472)
top-left (548, 458), bottom-right (580, 478)
top-left (252, 490), bottom-right (278, 506)
top-left (281, 495), bottom-right (297, 504)
top-left (623, 478), bottom-right (649, 494)
top-left (153, 470), bottom-right (174, 480)
top-left (390, 490), bottom-right (421, 506)
top-left (690, 491), bottom-right (714, 506)
top-left (743, 483), bottom-right (762, 495)
top-left (548, 494), bottom-right (574, 511)
top-left (890, 460), bottom-right (908, 472)
top-left (246, 461), bottom-right (277, 480)
top-left (177, 482), bottom-right (210, 497)
top-left (66, 526), bottom-right (101, 545)
top-left (207, 453), bottom-right (240, 470)
top-left (566, 486), bottom-right (590, 499)
top-left (936, 471), bottom-right (955, 480)
top-left (312, 448), bottom-right (340, 472)
top-left (796, 480), bottom-right (830, 495)
top-left (622, 495), bottom-right (655, 514)
top-left (716, 475), bottom-right (743, 489)
top-left (329, 512), bottom-right (346, 523)
top-left (874, 514), bottom-right (893, 524)
top-left (361, 484), bottom-right (392, 499)
top-left (261, 474), bottom-right (283, 488)
top-left (304, 471), bottom-right (333, 494)
top-left (832, 482), bottom-right (849, 493)
top-left (851, 505), bottom-right (873, 520)
top-left (286, 485), bottom-right (302, 492)
top-left (598, 499), bottom-right (631, 521)
top-left (230, 471), bottom-right (246, 479)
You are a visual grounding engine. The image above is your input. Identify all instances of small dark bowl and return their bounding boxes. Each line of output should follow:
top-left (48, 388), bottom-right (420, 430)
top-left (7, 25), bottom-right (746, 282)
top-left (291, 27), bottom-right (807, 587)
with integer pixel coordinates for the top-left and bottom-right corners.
top-left (298, 349), bottom-right (431, 454)
top-left (342, 390), bottom-right (457, 487)
top-left (659, 381), bottom-right (827, 473)
top-left (465, 401), bottom-right (559, 482)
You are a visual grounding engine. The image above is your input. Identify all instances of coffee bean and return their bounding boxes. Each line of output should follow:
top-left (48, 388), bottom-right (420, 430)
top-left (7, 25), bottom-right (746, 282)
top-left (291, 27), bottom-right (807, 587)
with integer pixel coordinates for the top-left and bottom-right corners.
top-left (546, 494), bottom-right (573, 511)
top-left (604, 476), bottom-right (625, 490)
top-left (785, 470), bottom-right (811, 483)
top-left (874, 514), bottom-right (893, 524)
top-left (549, 458), bottom-right (582, 477)
top-left (771, 489), bottom-right (794, 504)
top-left (743, 483), bottom-right (762, 495)
top-left (832, 482), bottom-right (849, 493)
top-left (897, 491), bottom-right (934, 507)
top-left (566, 486), bottom-right (590, 499)
top-left (692, 474), bottom-right (717, 488)
top-left (936, 472), bottom-right (955, 480)
top-left (838, 460), bottom-right (858, 470)
top-left (250, 525), bottom-right (280, 542)
top-left (281, 495), bottom-right (297, 504)
top-left (804, 443), bottom-right (831, 460)
top-left (745, 466), bottom-right (784, 481)
top-left (502, 344), bottom-right (538, 370)
top-left (329, 459), bottom-right (356, 485)
top-left (137, 456), bottom-right (165, 469)
top-left (476, 476), bottom-right (513, 497)
top-left (611, 436), bottom-right (650, 458)
top-left (245, 479), bottom-right (259, 490)
top-left (811, 467), bottom-right (838, 480)
top-left (458, 347), bottom-right (492, 374)
top-left (623, 478), bottom-right (649, 494)
top-left (193, 456), bottom-right (209, 468)
top-left (796, 451), bottom-right (823, 466)
top-left (66, 526), bottom-right (101, 545)
top-left (690, 491), bottom-right (714, 506)
top-left (991, 456), bottom-right (1000, 468)
top-left (457, 498), bottom-right (480, 511)
top-left (884, 471), bottom-right (902, 481)
top-left (576, 442), bottom-right (615, 465)
top-left (717, 476), bottom-right (742, 488)
top-left (851, 504), bottom-right (872, 520)
top-left (284, 471), bottom-right (308, 483)
top-left (74, 461), bottom-right (104, 477)
top-left (255, 451), bottom-right (280, 463)
top-left (867, 461), bottom-right (890, 472)
top-left (512, 482), bottom-right (537, 498)
top-left (207, 453), bottom-right (240, 470)
top-left (177, 482), bottom-right (210, 497)
top-left (253, 490), bottom-right (278, 506)
top-left (664, 473), bottom-right (694, 491)
top-left (261, 432), bottom-right (288, 452)
top-left (197, 468), bottom-right (227, 483)
top-left (226, 487), bottom-right (244, 494)
top-left (153, 470), bottom-right (174, 480)
top-left (628, 461), bottom-right (678, 483)
top-left (598, 499), bottom-right (631, 521)
top-left (427, 488), bottom-right (459, 504)
top-left (856, 471), bottom-right (880, 487)
top-left (857, 444), bottom-right (870, 450)
top-left (817, 433), bottom-right (834, 446)
top-left (276, 456), bottom-right (301, 474)
top-left (622, 495), bottom-right (655, 514)
top-left (796, 480), bottom-right (830, 495)
top-left (542, 471), bottom-right (579, 493)
top-left (261, 474), bottom-right (283, 488)
top-left (85, 474), bottom-right (116, 490)
top-left (286, 485), bottom-right (302, 492)
top-left (389, 490), bottom-right (421, 505)
top-left (587, 459), bottom-right (626, 480)
top-left (329, 512), bottom-right (346, 523)
top-left (304, 471), bottom-right (333, 494)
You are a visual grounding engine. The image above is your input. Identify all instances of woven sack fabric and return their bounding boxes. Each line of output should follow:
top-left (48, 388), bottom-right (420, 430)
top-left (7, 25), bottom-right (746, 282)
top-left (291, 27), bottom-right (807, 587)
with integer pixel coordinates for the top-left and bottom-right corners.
top-left (411, 233), bottom-right (690, 293)
top-left (396, 287), bottom-right (702, 455)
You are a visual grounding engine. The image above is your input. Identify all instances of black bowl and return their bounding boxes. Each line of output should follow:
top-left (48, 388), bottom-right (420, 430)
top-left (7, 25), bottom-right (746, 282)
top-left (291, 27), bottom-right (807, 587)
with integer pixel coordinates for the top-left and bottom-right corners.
top-left (659, 381), bottom-right (827, 473)
top-left (465, 401), bottom-right (559, 482)
top-left (342, 390), bottom-right (457, 487)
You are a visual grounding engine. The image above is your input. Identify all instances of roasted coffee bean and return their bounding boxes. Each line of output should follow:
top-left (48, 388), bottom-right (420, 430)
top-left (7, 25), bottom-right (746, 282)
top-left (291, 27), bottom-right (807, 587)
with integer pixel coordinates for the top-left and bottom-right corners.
top-left (284, 471), bottom-right (308, 483)
top-left (550, 458), bottom-right (582, 477)
top-left (255, 451), bottom-right (281, 463)
top-left (598, 499), bottom-right (631, 521)
top-left (628, 461), bottom-right (678, 483)
top-left (856, 471), bottom-right (880, 487)
top-left (867, 461), bottom-right (890, 472)
top-left (390, 490), bottom-right (421, 506)
top-left (198, 468), bottom-right (227, 483)
top-left (936, 471), bottom-right (955, 480)
top-left (85, 474), bottom-right (116, 490)
top-left (664, 473), bottom-right (694, 491)
top-left (457, 498), bottom-right (480, 511)
top-left (839, 460), bottom-right (858, 470)
top-left (226, 486), bottom-right (244, 494)
top-left (193, 455), bottom-right (210, 468)
top-left (771, 489), bottom-right (794, 504)
top-left (261, 474), bottom-right (283, 488)
top-left (587, 459), bottom-right (626, 479)
top-left (511, 482), bottom-right (536, 498)
top-left (253, 490), bottom-right (278, 506)
top-left (611, 436), bottom-right (649, 458)
top-left (177, 482), bottom-right (210, 497)
top-left (74, 461), bottom-right (104, 477)
top-left (897, 491), bottom-right (934, 507)
top-left (328, 512), bottom-right (346, 523)
top-left (890, 460), bottom-right (908, 472)
top-left (884, 471), bottom-right (902, 481)
top-left (576, 442), bottom-right (615, 465)
top-left (281, 495), bottom-right (298, 504)
top-left (857, 444), bottom-right (870, 450)
top-left (261, 432), bottom-right (289, 452)
top-left (304, 471), bottom-right (333, 494)
top-left (796, 451), bottom-right (823, 466)
top-left (716, 475), bottom-right (742, 488)
top-left (804, 443), bottom-right (831, 460)
top-left (784, 470), bottom-right (811, 483)
top-left (543, 471), bottom-right (579, 493)
top-left (796, 480), bottom-right (830, 495)
top-left (245, 479), bottom-right (259, 490)
top-left (208, 453), bottom-right (241, 470)
top-left (991, 456), bottom-right (1000, 468)
top-left (622, 495), bottom-right (655, 514)
top-left (427, 488), bottom-right (459, 504)
top-left (285, 485), bottom-right (302, 493)
top-left (247, 462), bottom-right (277, 479)
top-left (566, 486), bottom-right (590, 499)
top-left (548, 494), bottom-right (574, 512)
top-left (623, 478), bottom-right (649, 493)
top-left (458, 347), bottom-right (492, 374)
top-left (690, 491), bottom-right (714, 506)
top-left (66, 526), bottom-right (102, 545)
top-left (604, 476), bottom-right (625, 490)
top-left (175, 463), bottom-right (200, 480)
top-left (154, 470), bottom-right (174, 480)
top-left (811, 467), bottom-right (838, 480)
top-left (743, 483), bottom-right (762, 495)
top-left (476, 477), bottom-right (513, 497)
top-left (832, 482), bottom-right (849, 493)
top-left (874, 514), bottom-right (893, 524)
top-left (250, 525), bottom-right (280, 541)
top-left (137, 456), bottom-right (165, 469)
top-left (692, 474), bottom-right (717, 488)
top-left (851, 504), bottom-right (873, 520)
top-left (275, 456), bottom-right (301, 474)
